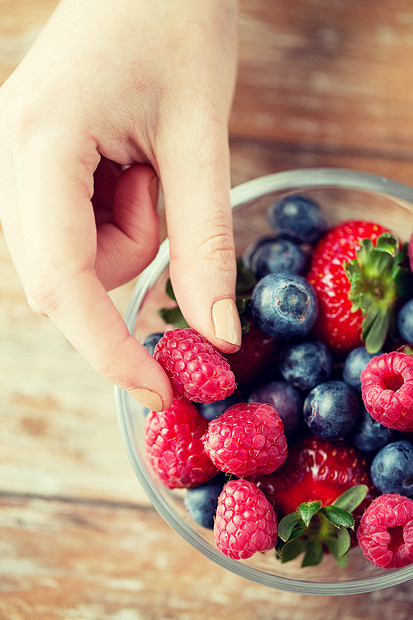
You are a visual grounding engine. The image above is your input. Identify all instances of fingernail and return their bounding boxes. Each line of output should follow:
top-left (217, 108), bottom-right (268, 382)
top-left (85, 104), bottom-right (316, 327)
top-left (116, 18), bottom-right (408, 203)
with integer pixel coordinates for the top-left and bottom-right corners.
top-left (127, 388), bottom-right (164, 411)
top-left (212, 298), bottom-right (242, 347)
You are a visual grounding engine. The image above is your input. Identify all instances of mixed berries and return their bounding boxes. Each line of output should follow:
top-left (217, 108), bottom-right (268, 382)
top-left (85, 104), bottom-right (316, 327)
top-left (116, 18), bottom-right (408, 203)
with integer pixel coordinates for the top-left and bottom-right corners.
top-left (142, 193), bottom-right (413, 570)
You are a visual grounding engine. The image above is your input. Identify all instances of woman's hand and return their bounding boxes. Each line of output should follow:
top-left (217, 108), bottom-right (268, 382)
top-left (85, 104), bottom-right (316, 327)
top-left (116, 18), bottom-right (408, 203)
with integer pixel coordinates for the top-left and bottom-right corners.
top-left (0, 0), bottom-right (241, 411)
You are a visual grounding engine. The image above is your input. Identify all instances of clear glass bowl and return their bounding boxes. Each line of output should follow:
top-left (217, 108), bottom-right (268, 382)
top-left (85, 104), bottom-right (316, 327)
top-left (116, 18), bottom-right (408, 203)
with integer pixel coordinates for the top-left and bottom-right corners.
top-left (115, 168), bottom-right (413, 595)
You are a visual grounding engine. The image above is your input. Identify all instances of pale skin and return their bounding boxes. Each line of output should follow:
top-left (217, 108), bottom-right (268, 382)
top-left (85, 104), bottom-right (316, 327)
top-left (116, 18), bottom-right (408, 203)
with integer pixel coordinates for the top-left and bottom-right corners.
top-left (0, 0), bottom-right (242, 411)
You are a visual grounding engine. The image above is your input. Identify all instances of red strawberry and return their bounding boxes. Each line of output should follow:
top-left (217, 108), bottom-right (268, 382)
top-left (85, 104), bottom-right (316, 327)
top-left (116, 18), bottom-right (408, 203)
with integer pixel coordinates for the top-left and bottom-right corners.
top-left (255, 436), bottom-right (375, 567)
top-left (307, 220), bottom-right (404, 354)
top-left (224, 317), bottom-right (278, 390)
top-left (357, 493), bottom-right (413, 568)
top-left (202, 402), bottom-right (287, 477)
top-left (255, 435), bottom-right (373, 516)
top-left (154, 328), bottom-right (236, 403)
top-left (361, 351), bottom-right (413, 432)
top-left (214, 479), bottom-right (278, 560)
top-left (144, 399), bottom-right (218, 489)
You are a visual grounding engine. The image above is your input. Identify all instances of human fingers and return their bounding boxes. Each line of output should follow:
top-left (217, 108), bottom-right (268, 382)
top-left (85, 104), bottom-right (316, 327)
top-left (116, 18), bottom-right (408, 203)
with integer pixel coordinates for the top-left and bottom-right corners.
top-left (95, 164), bottom-right (160, 290)
top-left (157, 114), bottom-right (242, 355)
top-left (5, 132), bottom-right (173, 411)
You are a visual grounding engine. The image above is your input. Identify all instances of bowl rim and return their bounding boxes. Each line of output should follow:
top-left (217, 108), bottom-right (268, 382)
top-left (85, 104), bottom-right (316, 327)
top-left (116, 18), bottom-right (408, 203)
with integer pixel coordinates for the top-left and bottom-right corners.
top-left (115, 167), bottom-right (413, 595)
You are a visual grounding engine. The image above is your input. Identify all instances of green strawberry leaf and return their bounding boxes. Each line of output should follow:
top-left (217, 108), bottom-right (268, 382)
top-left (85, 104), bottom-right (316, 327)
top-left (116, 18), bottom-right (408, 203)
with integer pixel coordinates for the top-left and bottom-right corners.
top-left (374, 232), bottom-right (399, 256)
top-left (276, 537), bottom-right (307, 563)
top-left (329, 527), bottom-right (352, 559)
top-left (363, 308), bottom-right (391, 354)
top-left (277, 512), bottom-right (306, 542)
top-left (320, 506), bottom-right (355, 530)
top-left (158, 306), bottom-right (189, 328)
top-left (236, 258), bottom-right (256, 295)
top-left (332, 484), bottom-right (368, 513)
top-left (344, 232), bottom-right (411, 354)
top-left (165, 278), bottom-right (177, 301)
top-left (302, 541), bottom-right (324, 568)
top-left (298, 500), bottom-right (322, 527)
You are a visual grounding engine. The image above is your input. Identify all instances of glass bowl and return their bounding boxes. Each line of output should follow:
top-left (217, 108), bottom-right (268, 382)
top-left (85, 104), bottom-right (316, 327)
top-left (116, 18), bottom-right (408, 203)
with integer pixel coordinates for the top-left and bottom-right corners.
top-left (115, 168), bottom-right (413, 595)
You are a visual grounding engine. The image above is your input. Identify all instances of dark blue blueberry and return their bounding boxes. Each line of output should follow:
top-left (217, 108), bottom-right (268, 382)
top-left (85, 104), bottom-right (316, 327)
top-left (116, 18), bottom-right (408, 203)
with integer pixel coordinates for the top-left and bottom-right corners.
top-left (303, 380), bottom-right (360, 440)
top-left (278, 340), bottom-right (333, 391)
top-left (370, 440), bottom-right (413, 496)
top-left (397, 299), bottom-right (413, 345)
top-left (184, 475), bottom-right (226, 529)
top-left (251, 271), bottom-right (318, 341)
top-left (350, 407), bottom-right (397, 453)
top-left (267, 194), bottom-right (327, 244)
top-left (242, 235), bottom-right (279, 273)
top-left (342, 346), bottom-right (383, 392)
top-left (198, 393), bottom-right (241, 422)
top-left (248, 381), bottom-right (303, 438)
top-left (245, 237), bottom-right (307, 280)
top-left (141, 332), bottom-right (164, 355)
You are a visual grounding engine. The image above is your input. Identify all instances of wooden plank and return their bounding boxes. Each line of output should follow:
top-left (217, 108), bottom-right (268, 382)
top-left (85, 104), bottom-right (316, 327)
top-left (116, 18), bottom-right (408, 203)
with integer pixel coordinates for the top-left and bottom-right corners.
top-left (229, 137), bottom-right (413, 188)
top-left (0, 494), bottom-right (412, 620)
top-left (232, 0), bottom-right (413, 157)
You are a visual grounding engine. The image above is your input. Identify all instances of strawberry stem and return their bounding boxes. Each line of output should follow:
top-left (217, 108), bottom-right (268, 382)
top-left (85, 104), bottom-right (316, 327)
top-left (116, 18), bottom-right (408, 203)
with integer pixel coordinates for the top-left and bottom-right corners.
top-left (276, 485), bottom-right (368, 567)
top-left (344, 234), bottom-right (413, 353)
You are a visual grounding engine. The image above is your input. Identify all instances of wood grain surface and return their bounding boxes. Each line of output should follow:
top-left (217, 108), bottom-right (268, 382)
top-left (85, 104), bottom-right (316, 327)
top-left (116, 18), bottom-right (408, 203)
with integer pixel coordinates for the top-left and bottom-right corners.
top-left (1, 1), bottom-right (412, 618)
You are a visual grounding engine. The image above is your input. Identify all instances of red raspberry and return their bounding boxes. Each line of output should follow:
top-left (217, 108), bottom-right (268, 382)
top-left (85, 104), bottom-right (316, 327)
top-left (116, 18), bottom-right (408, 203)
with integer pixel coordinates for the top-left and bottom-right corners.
top-left (361, 351), bottom-right (413, 432)
top-left (154, 328), bottom-right (236, 403)
top-left (202, 402), bottom-right (287, 477)
top-left (214, 479), bottom-right (278, 560)
top-left (357, 494), bottom-right (413, 569)
top-left (144, 399), bottom-right (218, 489)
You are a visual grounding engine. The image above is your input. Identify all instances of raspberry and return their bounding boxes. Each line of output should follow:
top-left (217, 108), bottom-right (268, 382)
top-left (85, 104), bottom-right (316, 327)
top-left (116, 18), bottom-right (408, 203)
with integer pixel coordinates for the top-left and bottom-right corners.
top-left (214, 479), bottom-right (278, 560)
top-left (357, 494), bottom-right (413, 569)
top-left (202, 402), bottom-right (287, 477)
top-left (144, 399), bottom-right (218, 489)
top-left (154, 328), bottom-right (236, 403)
top-left (361, 351), bottom-right (413, 432)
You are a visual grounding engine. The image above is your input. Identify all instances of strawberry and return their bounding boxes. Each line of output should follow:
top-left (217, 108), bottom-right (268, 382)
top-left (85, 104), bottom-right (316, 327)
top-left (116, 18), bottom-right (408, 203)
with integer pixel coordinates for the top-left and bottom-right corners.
top-left (254, 436), bottom-right (375, 567)
top-left (307, 220), bottom-right (411, 354)
top-left (255, 435), bottom-right (372, 516)
top-left (224, 316), bottom-right (278, 390)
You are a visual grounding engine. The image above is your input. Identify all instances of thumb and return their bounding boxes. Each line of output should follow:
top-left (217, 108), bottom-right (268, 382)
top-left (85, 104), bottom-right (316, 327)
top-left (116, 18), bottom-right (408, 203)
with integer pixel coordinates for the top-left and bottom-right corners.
top-left (157, 116), bottom-right (242, 353)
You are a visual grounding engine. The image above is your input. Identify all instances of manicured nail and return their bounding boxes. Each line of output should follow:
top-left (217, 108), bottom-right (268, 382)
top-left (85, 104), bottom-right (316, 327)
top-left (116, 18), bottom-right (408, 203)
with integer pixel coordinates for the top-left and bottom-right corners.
top-left (212, 298), bottom-right (242, 347)
top-left (127, 388), bottom-right (164, 411)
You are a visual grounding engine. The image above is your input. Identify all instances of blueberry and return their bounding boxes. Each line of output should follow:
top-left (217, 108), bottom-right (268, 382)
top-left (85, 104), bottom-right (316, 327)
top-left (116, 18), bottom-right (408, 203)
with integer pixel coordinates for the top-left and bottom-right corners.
top-left (397, 298), bottom-right (413, 345)
top-left (350, 407), bottom-right (397, 453)
top-left (184, 475), bottom-right (226, 529)
top-left (248, 381), bottom-right (303, 437)
top-left (370, 440), bottom-right (413, 496)
top-left (242, 235), bottom-right (279, 273)
top-left (245, 237), bottom-right (307, 280)
top-left (303, 380), bottom-right (360, 440)
top-left (342, 346), bottom-right (383, 392)
top-left (268, 194), bottom-right (327, 244)
top-left (142, 332), bottom-right (164, 355)
top-left (251, 271), bottom-right (318, 341)
top-left (278, 340), bottom-right (333, 391)
top-left (198, 393), bottom-right (241, 422)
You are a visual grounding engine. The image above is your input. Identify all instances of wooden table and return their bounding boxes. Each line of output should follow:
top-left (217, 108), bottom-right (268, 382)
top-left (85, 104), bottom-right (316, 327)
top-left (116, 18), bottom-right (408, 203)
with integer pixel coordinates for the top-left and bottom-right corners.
top-left (1, 1), bottom-right (412, 618)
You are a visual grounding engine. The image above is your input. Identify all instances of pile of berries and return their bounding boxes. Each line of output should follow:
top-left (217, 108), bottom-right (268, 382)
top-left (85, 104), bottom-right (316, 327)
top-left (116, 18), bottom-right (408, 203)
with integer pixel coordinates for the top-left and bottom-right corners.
top-left (142, 193), bottom-right (413, 570)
